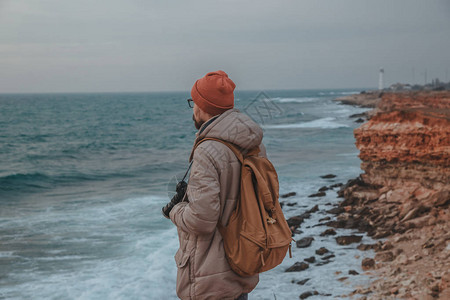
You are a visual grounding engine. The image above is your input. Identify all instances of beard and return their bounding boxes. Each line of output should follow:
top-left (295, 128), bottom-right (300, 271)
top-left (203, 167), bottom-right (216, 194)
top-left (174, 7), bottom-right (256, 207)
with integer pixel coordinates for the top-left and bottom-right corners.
top-left (193, 114), bottom-right (204, 130)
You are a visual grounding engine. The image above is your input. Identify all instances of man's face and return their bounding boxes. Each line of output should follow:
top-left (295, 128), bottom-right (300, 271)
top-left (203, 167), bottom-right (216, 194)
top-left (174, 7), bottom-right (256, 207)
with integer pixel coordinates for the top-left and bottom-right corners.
top-left (192, 104), bottom-right (204, 130)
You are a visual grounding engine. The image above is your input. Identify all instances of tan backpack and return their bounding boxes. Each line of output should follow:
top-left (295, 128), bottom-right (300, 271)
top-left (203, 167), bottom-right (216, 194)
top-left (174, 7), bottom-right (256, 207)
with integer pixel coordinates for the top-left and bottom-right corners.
top-left (192, 137), bottom-right (292, 277)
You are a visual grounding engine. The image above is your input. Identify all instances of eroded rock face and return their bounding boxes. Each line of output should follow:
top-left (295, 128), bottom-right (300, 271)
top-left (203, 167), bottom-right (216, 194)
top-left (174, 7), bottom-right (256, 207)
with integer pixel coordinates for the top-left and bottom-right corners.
top-left (340, 91), bottom-right (450, 240)
top-left (340, 91), bottom-right (450, 299)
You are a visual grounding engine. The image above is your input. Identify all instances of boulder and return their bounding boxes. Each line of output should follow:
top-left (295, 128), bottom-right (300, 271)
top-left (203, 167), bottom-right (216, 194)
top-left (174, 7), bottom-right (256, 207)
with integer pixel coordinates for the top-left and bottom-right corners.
top-left (296, 237), bottom-right (314, 248)
top-left (281, 192), bottom-right (297, 198)
top-left (315, 247), bottom-right (329, 255)
top-left (308, 191), bottom-right (326, 198)
top-left (299, 291), bottom-right (313, 299)
top-left (374, 251), bottom-right (395, 262)
top-left (361, 258), bottom-right (375, 270)
top-left (304, 256), bottom-right (316, 263)
top-left (320, 229), bottom-right (337, 236)
top-left (285, 262), bottom-right (309, 272)
top-left (320, 174), bottom-right (337, 179)
top-left (287, 216), bottom-right (304, 228)
top-left (336, 235), bottom-right (363, 245)
top-left (296, 278), bottom-right (310, 285)
top-left (319, 186), bottom-right (329, 192)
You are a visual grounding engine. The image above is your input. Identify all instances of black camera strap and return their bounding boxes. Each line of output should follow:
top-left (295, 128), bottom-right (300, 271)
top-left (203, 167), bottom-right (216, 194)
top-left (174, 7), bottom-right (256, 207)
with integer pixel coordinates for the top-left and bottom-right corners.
top-left (181, 161), bottom-right (193, 182)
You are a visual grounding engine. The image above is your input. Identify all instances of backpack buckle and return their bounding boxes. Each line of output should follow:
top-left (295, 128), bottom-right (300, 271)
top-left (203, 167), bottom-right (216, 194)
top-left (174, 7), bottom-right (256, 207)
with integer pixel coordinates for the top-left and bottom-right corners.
top-left (267, 217), bottom-right (277, 224)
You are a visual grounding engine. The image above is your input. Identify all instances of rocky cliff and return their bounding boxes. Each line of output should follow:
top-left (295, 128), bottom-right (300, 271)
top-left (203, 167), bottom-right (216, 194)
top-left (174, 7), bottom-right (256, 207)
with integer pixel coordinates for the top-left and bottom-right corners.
top-left (336, 91), bottom-right (450, 299)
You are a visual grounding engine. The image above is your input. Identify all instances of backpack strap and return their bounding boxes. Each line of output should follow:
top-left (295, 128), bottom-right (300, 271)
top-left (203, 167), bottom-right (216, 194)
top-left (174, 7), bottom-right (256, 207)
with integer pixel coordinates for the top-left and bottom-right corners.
top-left (189, 137), bottom-right (260, 163)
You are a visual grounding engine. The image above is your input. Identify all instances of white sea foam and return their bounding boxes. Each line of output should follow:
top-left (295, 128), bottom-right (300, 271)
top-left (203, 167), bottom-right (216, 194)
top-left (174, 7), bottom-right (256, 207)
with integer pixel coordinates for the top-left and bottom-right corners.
top-left (263, 117), bottom-right (349, 129)
top-left (271, 97), bottom-right (319, 103)
top-left (319, 91), bottom-right (359, 96)
top-left (0, 194), bottom-right (179, 299)
top-left (0, 251), bottom-right (16, 258)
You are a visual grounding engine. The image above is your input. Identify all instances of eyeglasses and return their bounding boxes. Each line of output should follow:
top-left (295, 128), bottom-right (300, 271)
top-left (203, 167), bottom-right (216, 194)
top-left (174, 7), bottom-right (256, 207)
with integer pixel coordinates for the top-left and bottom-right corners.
top-left (187, 98), bottom-right (194, 108)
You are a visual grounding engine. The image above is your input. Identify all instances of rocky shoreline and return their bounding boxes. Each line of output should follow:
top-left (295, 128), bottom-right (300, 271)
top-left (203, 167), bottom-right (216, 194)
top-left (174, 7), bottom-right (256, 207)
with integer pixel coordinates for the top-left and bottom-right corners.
top-left (282, 91), bottom-right (450, 299)
top-left (334, 91), bottom-right (382, 108)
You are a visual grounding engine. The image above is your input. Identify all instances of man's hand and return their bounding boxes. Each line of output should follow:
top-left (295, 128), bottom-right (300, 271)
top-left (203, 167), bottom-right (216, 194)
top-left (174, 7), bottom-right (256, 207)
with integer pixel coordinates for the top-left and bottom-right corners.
top-left (162, 181), bottom-right (188, 219)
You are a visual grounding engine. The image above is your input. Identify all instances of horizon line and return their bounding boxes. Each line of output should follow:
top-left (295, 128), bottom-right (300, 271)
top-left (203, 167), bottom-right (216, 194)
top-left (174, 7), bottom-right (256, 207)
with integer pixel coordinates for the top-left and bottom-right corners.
top-left (0, 87), bottom-right (375, 95)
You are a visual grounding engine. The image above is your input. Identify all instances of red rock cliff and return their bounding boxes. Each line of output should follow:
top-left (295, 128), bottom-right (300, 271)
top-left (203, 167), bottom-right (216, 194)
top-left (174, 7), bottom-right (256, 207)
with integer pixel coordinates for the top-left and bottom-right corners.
top-left (355, 92), bottom-right (450, 166)
top-left (338, 91), bottom-right (450, 299)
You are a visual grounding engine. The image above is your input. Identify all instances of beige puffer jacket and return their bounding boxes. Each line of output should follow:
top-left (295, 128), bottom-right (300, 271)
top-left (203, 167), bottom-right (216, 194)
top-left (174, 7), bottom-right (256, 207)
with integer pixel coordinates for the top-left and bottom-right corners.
top-left (170, 108), bottom-right (266, 300)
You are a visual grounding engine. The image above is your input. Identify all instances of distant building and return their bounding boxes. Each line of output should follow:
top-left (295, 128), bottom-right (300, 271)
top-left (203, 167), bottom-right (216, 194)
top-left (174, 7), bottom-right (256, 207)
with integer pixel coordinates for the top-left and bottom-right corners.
top-left (389, 82), bottom-right (412, 91)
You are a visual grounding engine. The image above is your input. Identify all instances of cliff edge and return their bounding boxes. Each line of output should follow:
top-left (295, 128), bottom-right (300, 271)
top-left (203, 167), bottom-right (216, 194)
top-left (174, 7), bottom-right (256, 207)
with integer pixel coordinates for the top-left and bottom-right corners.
top-left (337, 91), bottom-right (450, 299)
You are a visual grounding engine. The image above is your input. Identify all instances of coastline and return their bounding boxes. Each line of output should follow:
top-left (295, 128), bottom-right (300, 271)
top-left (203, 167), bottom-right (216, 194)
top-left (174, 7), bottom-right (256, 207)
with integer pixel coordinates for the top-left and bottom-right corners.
top-left (334, 91), bottom-right (450, 299)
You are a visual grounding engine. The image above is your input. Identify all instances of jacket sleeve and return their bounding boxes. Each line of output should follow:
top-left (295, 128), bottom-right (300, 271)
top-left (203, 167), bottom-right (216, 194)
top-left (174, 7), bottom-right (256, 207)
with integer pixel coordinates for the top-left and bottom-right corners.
top-left (169, 144), bottom-right (220, 235)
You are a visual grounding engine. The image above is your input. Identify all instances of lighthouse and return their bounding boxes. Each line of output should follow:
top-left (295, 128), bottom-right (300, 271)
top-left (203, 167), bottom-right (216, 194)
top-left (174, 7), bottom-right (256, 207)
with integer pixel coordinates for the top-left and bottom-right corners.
top-left (378, 68), bottom-right (384, 90)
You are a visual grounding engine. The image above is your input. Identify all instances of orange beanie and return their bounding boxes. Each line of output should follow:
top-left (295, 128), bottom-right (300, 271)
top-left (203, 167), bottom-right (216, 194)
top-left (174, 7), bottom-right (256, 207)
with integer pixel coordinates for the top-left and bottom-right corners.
top-left (191, 70), bottom-right (235, 116)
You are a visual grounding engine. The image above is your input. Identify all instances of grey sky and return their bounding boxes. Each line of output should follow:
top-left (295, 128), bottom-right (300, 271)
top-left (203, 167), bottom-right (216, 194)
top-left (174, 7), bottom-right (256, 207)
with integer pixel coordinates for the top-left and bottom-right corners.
top-left (1, 0), bottom-right (449, 93)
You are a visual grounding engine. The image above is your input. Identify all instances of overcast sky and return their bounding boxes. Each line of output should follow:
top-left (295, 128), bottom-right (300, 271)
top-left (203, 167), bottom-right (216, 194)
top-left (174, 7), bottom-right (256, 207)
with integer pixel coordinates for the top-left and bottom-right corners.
top-left (1, 0), bottom-right (449, 93)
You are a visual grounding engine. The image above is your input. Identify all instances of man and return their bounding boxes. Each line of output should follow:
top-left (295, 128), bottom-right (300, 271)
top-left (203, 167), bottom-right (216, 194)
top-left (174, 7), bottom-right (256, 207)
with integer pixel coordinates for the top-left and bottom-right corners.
top-left (163, 70), bottom-right (266, 299)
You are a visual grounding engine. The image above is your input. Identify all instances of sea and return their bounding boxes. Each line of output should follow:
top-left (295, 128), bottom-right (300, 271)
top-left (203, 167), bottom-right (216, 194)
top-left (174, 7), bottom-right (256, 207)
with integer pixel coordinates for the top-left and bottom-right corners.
top-left (0, 89), bottom-right (376, 299)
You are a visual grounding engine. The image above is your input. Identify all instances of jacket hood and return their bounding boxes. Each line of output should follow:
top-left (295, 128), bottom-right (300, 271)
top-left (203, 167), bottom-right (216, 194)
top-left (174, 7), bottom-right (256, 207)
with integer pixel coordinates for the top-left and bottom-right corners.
top-left (195, 108), bottom-right (263, 150)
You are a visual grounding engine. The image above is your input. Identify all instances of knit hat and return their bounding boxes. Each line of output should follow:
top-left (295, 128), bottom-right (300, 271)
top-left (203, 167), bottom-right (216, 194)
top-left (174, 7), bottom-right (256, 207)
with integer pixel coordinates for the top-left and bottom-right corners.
top-left (191, 70), bottom-right (235, 116)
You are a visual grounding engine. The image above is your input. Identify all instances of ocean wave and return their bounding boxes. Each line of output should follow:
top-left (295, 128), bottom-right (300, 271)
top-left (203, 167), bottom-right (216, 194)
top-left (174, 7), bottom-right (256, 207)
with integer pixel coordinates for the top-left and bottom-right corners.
top-left (318, 91), bottom-right (360, 96)
top-left (262, 117), bottom-right (349, 129)
top-left (0, 172), bottom-right (53, 191)
top-left (271, 97), bottom-right (319, 103)
top-left (0, 171), bottom-right (134, 192)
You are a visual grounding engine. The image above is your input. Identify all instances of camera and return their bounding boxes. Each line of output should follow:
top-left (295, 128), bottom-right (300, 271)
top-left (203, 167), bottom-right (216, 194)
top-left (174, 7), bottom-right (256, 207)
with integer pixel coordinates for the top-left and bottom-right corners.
top-left (162, 180), bottom-right (188, 218)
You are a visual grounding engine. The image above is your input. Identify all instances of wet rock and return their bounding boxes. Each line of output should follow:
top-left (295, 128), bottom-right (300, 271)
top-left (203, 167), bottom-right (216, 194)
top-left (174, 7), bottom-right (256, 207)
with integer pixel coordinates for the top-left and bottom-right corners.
top-left (315, 260), bottom-right (332, 266)
top-left (315, 247), bottom-right (329, 255)
top-left (281, 192), bottom-right (297, 198)
top-left (304, 256), bottom-right (316, 263)
top-left (296, 237), bottom-right (314, 248)
top-left (320, 174), bottom-right (337, 179)
top-left (299, 212), bottom-right (311, 219)
top-left (308, 191), bottom-right (326, 198)
top-left (320, 228), bottom-right (337, 236)
top-left (292, 229), bottom-right (303, 235)
top-left (319, 186), bottom-right (329, 192)
top-left (296, 278), bottom-right (310, 285)
top-left (307, 204), bottom-right (319, 213)
top-left (322, 254), bottom-right (335, 260)
top-left (329, 183), bottom-right (344, 188)
top-left (326, 207), bottom-right (344, 214)
top-left (336, 235), bottom-right (363, 245)
top-left (287, 216), bottom-right (304, 228)
top-left (380, 241), bottom-right (394, 251)
top-left (299, 291), bottom-right (313, 299)
top-left (349, 270), bottom-right (359, 275)
top-left (361, 258), bottom-right (375, 270)
top-left (357, 243), bottom-right (378, 251)
top-left (374, 251), bottom-right (394, 262)
top-left (286, 202), bottom-right (297, 207)
top-left (350, 112), bottom-right (367, 118)
top-left (319, 293), bottom-right (332, 297)
top-left (355, 118), bottom-right (365, 123)
top-left (286, 262), bottom-right (309, 272)
top-left (338, 276), bottom-right (349, 281)
top-left (319, 216), bottom-right (331, 222)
